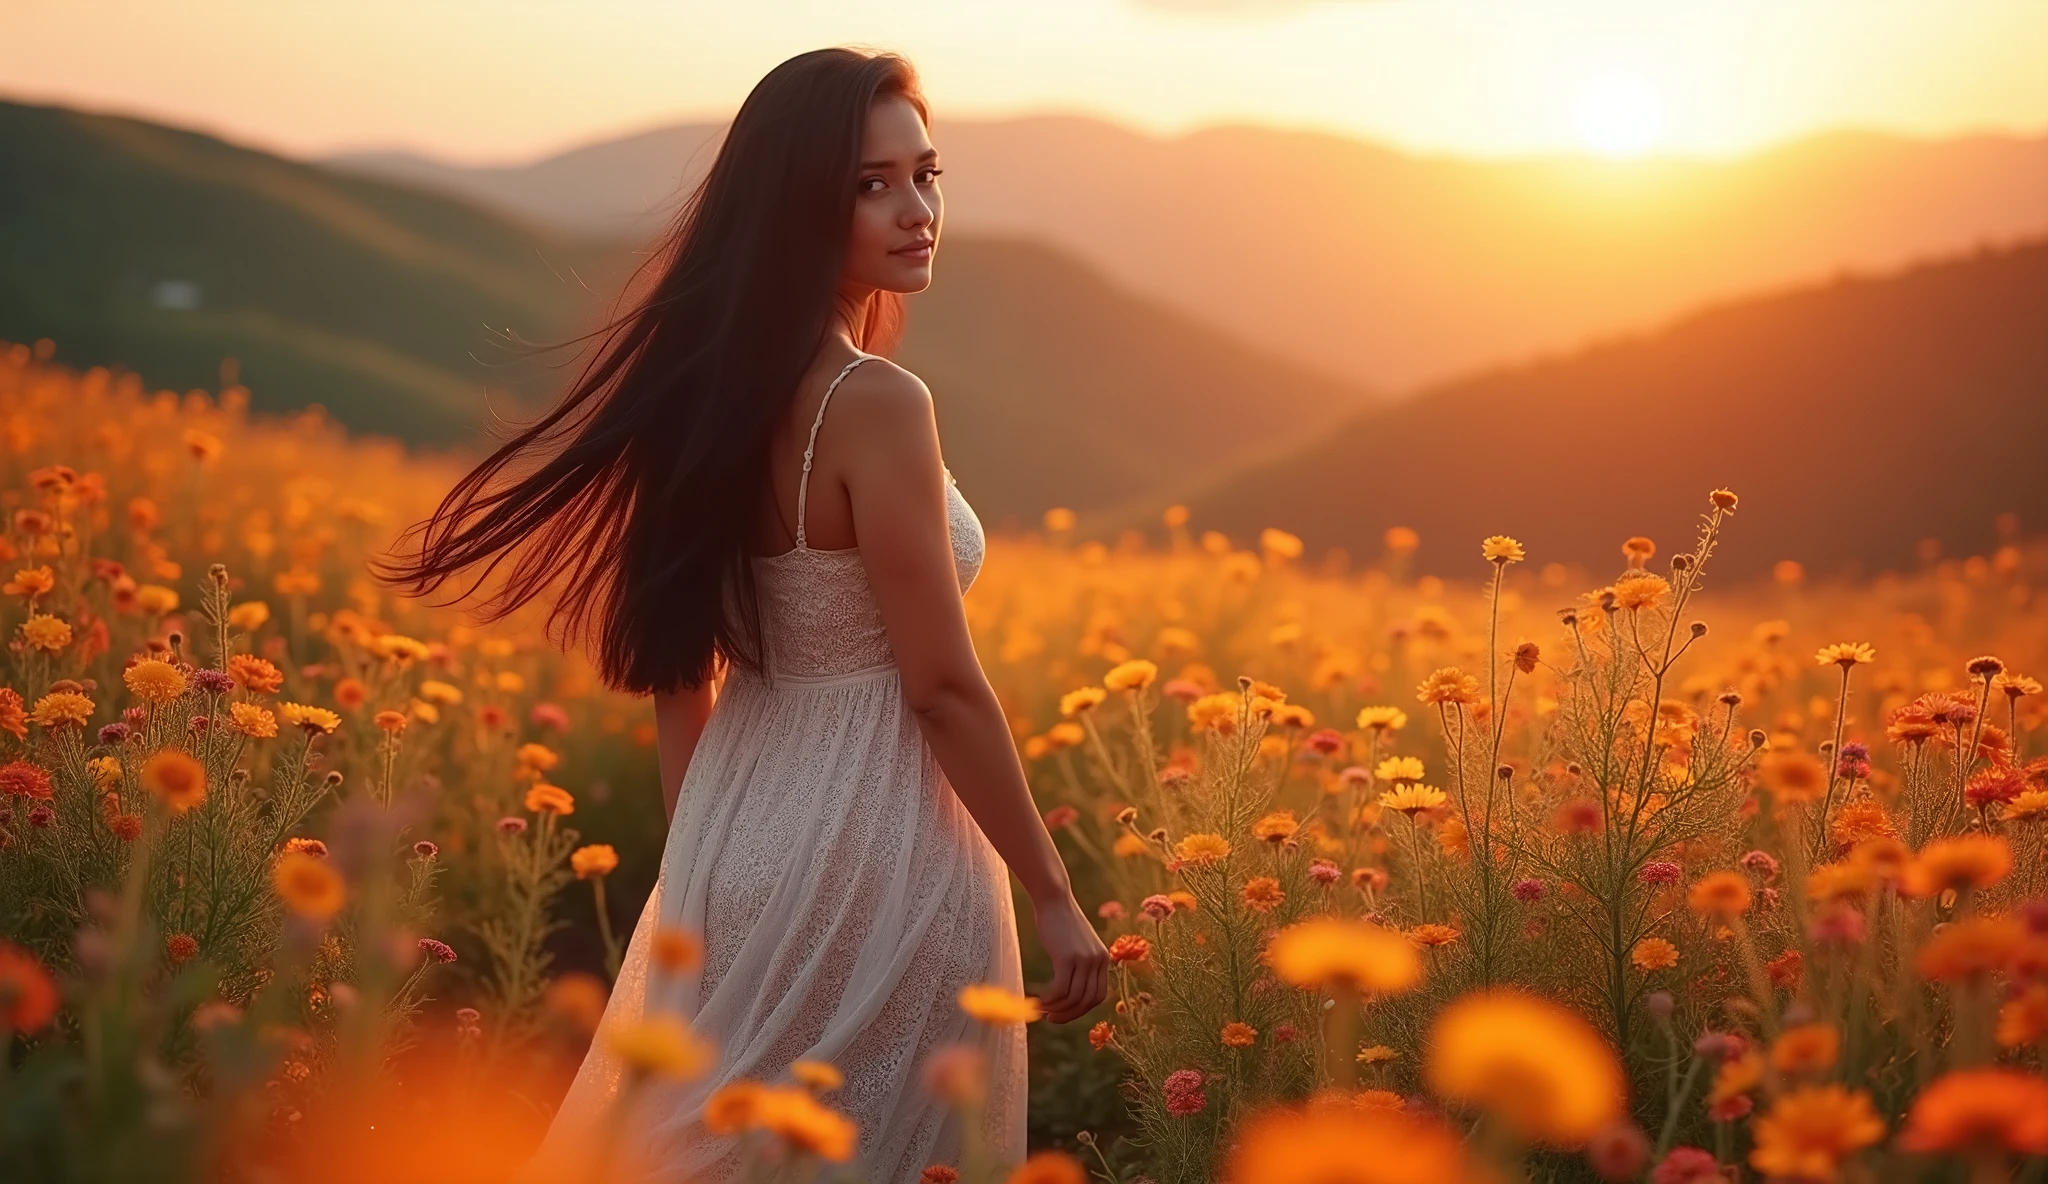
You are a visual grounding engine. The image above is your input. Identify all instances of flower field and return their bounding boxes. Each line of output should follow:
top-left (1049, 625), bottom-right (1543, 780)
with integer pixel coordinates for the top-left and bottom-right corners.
top-left (2, 339), bottom-right (2047, 1184)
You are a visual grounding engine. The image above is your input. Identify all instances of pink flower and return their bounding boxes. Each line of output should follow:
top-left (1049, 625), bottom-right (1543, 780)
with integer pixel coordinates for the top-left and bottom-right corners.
top-left (1140, 894), bottom-right (1175, 921)
top-left (1308, 859), bottom-right (1342, 886)
top-left (1740, 850), bottom-right (1780, 882)
top-left (1097, 900), bottom-right (1126, 921)
top-left (1163, 1068), bottom-right (1207, 1117)
top-left (1638, 860), bottom-right (1682, 885)
top-left (496, 816), bottom-right (527, 837)
top-left (1512, 877), bottom-right (1549, 903)
top-left (1303, 728), bottom-right (1344, 755)
top-left (418, 938), bottom-right (457, 964)
top-left (1161, 679), bottom-right (1204, 703)
top-left (413, 840), bottom-right (440, 859)
top-left (455, 1007), bottom-right (481, 1024)
top-left (528, 702), bottom-right (571, 732)
top-left (1652, 1148), bottom-right (1722, 1184)
top-left (1272, 1023), bottom-right (1300, 1043)
top-left (1042, 805), bottom-right (1080, 830)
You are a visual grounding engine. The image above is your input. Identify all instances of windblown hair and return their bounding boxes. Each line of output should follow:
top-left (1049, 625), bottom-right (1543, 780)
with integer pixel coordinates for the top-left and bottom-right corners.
top-left (374, 48), bottom-right (926, 694)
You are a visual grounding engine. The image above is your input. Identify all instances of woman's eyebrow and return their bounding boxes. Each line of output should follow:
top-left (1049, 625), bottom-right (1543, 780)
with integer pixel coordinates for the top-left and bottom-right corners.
top-left (859, 148), bottom-right (939, 169)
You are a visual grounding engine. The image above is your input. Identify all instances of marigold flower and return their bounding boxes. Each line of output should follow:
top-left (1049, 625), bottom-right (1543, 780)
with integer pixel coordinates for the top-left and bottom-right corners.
top-left (1250, 811), bottom-right (1298, 843)
top-left (1747, 1086), bottom-right (1884, 1180)
top-left (1266, 918), bottom-right (1422, 995)
top-left (1769, 1024), bottom-right (1839, 1076)
top-left (650, 927), bottom-right (703, 973)
top-left (1408, 924), bottom-right (1461, 949)
top-left (1174, 832), bottom-right (1231, 866)
top-left (1059, 686), bottom-right (1106, 716)
top-left (1425, 988), bottom-right (1625, 1147)
top-left (2003, 790), bottom-right (2048, 824)
top-left (1915, 916), bottom-right (2025, 981)
top-left (1896, 1068), bottom-right (2048, 1156)
top-left (1356, 1044), bottom-right (1399, 1065)
top-left (605, 1015), bottom-right (714, 1079)
top-left (0, 760), bottom-right (54, 802)
top-left (272, 851), bottom-right (346, 920)
top-left (224, 702), bottom-right (277, 739)
top-left (1222, 1021), bottom-right (1258, 1048)
top-left (1965, 765), bottom-right (2028, 809)
top-left (1611, 573), bottom-right (1671, 611)
top-left (1997, 983), bottom-right (2048, 1047)
top-left (31, 690), bottom-right (94, 729)
top-left (124, 659), bottom-right (187, 703)
top-left (227, 653), bottom-right (284, 694)
top-left (135, 585), bottom-right (179, 615)
top-left (3, 565), bottom-right (55, 601)
top-left (278, 702), bottom-right (340, 735)
top-left (17, 614), bottom-right (71, 653)
top-left (1416, 667), bottom-right (1480, 706)
top-left (1228, 876), bottom-right (1282, 913)
top-left (1814, 642), bottom-right (1876, 668)
top-left (0, 942), bottom-right (60, 1032)
top-left (1758, 751), bottom-right (1826, 802)
top-left (958, 983), bottom-right (1040, 1024)
top-left (1481, 535), bottom-right (1525, 565)
top-left (333, 678), bottom-right (368, 709)
top-left (541, 972), bottom-right (608, 1034)
top-left (1686, 871), bottom-right (1752, 917)
top-left (1108, 934), bottom-right (1150, 964)
top-left (141, 749), bottom-right (207, 813)
top-left (1900, 834), bottom-right (2012, 898)
top-left (281, 837), bottom-right (328, 858)
top-left (1631, 937), bottom-right (1679, 971)
top-left (1103, 659), bottom-right (1158, 692)
top-left (373, 709), bottom-right (408, 733)
top-left (570, 844), bottom-right (618, 879)
top-left (524, 783), bottom-right (575, 815)
top-left (1378, 784), bottom-right (1447, 816)
top-left (1087, 1021), bottom-right (1114, 1050)
top-left (1112, 833), bottom-right (1150, 858)
top-left (1221, 1103), bottom-right (1480, 1184)
top-left (1355, 706), bottom-right (1407, 731)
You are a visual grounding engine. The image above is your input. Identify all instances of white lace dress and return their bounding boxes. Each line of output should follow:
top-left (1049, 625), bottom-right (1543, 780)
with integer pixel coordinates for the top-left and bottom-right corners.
top-left (520, 355), bottom-right (1027, 1183)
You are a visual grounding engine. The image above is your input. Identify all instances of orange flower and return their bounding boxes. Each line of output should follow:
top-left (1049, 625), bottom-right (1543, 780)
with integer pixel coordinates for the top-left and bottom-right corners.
top-left (140, 749), bottom-right (207, 814)
top-left (1814, 642), bottom-right (1876, 668)
top-left (605, 1016), bottom-right (715, 1080)
top-left (123, 659), bottom-right (187, 703)
top-left (1416, 668), bottom-right (1480, 706)
top-left (30, 691), bottom-right (94, 729)
top-left (1221, 1104), bottom-right (1482, 1184)
top-left (1769, 1024), bottom-right (1840, 1076)
top-left (1611, 573), bottom-right (1670, 611)
top-left (1250, 811), bottom-right (1299, 843)
top-left (1758, 751), bottom-right (1827, 803)
top-left (1407, 924), bottom-right (1461, 949)
top-left (0, 760), bottom-right (55, 802)
top-left (1915, 916), bottom-right (2025, 982)
top-left (1005, 1150), bottom-right (1086, 1184)
top-left (1897, 1069), bottom-right (2048, 1156)
top-left (1241, 877), bottom-right (1285, 913)
top-left (524, 784), bottom-right (575, 815)
top-left (1630, 937), bottom-right (1679, 971)
top-left (227, 702), bottom-right (278, 738)
top-left (958, 983), bottom-right (1040, 1024)
top-left (570, 844), bottom-right (618, 879)
top-left (272, 851), bottom-right (346, 920)
top-left (1686, 871), bottom-right (1752, 917)
top-left (1174, 833), bottom-right (1230, 866)
top-left (1103, 659), bottom-right (1158, 692)
top-left (0, 941), bottom-right (60, 1032)
top-left (1266, 918), bottom-right (1423, 995)
top-left (1748, 1086), bottom-right (1884, 1179)
top-left (278, 702), bottom-right (341, 735)
top-left (1998, 983), bottom-right (2048, 1047)
top-left (650, 927), bottom-right (703, 973)
top-left (1901, 834), bottom-right (2012, 898)
top-left (373, 709), bottom-right (408, 733)
top-left (333, 677), bottom-right (368, 710)
top-left (3, 565), bottom-right (55, 600)
top-left (227, 653), bottom-right (284, 694)
top-left (1424, 989), bottom-right (1626, 1147)
top-left (1108, 934), bottom-right (1150, 964)
top-left (1222, 1021), bottom-right (1258, 1048)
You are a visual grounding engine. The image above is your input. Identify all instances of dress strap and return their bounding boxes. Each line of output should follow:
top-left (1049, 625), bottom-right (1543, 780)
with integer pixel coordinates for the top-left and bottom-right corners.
top-left (795, 354), bottom-right (875, 549)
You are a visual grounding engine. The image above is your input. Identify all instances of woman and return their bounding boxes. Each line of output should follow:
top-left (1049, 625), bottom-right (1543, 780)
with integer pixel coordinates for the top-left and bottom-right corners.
top-left (377, 47), bottom-right (1107, 1182)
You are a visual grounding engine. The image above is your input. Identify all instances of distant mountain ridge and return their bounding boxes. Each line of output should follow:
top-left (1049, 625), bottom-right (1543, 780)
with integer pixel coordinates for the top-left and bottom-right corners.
top-left (1164, 237), bottom-right (2048, 579)
top-left (332, 117), bottom-right (2048, 392)
top-left (0, 99), bottom-right (1370, 519)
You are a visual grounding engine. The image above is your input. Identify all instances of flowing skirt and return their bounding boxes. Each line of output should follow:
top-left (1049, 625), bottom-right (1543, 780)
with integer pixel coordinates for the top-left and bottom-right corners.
top-left (518, 663), bottom-right (1027, 1183)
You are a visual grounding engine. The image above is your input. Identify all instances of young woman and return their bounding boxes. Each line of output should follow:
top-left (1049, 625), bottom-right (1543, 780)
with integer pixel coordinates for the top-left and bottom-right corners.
top-left (376, 47), bottom-right (1107, 1181)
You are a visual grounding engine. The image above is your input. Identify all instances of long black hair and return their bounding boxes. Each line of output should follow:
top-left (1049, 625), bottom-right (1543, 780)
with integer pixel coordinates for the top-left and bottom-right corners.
top-left (373, 48), bottom-right (926, 693)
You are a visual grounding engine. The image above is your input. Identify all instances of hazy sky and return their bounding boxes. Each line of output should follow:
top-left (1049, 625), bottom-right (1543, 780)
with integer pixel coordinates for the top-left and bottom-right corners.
top-left (6, 0), bottom-right (2045, 163)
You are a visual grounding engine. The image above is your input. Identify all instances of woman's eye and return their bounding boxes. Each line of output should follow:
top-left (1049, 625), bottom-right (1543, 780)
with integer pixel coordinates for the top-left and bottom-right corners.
top-left (860, 176), bottom-right (886, 193)
top-left (917, 167), bottom-right (944, 185)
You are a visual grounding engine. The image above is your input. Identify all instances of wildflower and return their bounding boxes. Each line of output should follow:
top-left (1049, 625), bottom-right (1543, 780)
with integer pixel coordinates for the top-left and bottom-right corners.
top-left (278, 702), bottom-right (340, 735)
top-left (226, 702), bottom-right (277, 738)
top-left (1174, 833), bottom-right (1230, 866)
top-left (417, 938), bottom-right (457, 964)
top-left (1686, 872), bottom-right (1752, 917)
top-left (272, 852), bottom-right (346, 920)
top-left (1041, 805), bottom-right (1079, 830)
top-left (1895, 1068), bottom-right (2048, 1156)
top-left (1059, 686), bottom-right (1107, 716)
top-left (1108, 934), bottom-right (1150, 964)
top-left (162, 933), bottom-right (199, 965)
top-left (1767, 949), bottom-right (1804, 990)
top-left (333, 678), bottom-right (367, 709)
top-left (1376, 756), bottom-right (1424, 783)
top-left (1631, 938), bottom-right (1679, 971)
top-left (1612, 573), bottom-right (1671, 611)
top-left (1587, 1123), bottom-right (1650, 1181)
top-left (1512, 641), bottom-right (1541, 673)
top-left (124, 659), bottom-right (187, 703)
top-left (1241, 877), bottom-right (1285, 913)
top-left (1406, 924), bottom-right (1460, 949)
top-left (1087, 1021), bottom-right (1114, 1050)
top-left (1814, 642), bottom-right (1876, 669)
top-left (1356, 706), bottom-right (1407, 731)
top-left (570, 844), bottom-right (618, 879)
top-left (1163, 1069), bottom-right (1207, 1117)
top-left (524, 784), bottom-right (575, 815)
top-left (1998, 983), bottom-right (2048, 1047)
top-left (141, 749), bottom-right (206, 813)
top-left (31, 691), bottom-right (94, 729)
top-left (0, 942), bottom-right (60, 1032)
top-left (1266, 918), bottom-right (1422, 994)
top-left (1140, 894), bottom-right (1175, 921)
top-left (1995, 671), bottom-right (2043, 699)
top-left (1269, 703), bottom-right (1315, 729)
top-left (1914, 916), bottom-right (2024, 981)
top-left (650, 928), bottom-right (703, 973)
top-left (1748, 1086), bottom-right (1884, 1180)
top-left (1187, 692), bottom-right (1240, 731)
top-left (0, 689), bottom-right (24, 740)
top-left (282, 837), bottom-right (328, 858)
top-left (413, 840), bottom-right (439, 859)
top-left (3, 566), bottom-right (55, 601)
top-left (135, 585), bottom-right (179, 615)
top-left (227, 654), bottom-right (284, 694)
top-left (1553, 799), bottom-right (1603, 834)
top-left (1900, 834), bottom-right (2012, 898)
top-left (1416, 668), bottom-right (1480, 706)
top-left (1740, 850), bottom-right (1781, 881)
top-left (1650, 1148), bottom-right (1721, 1184)
top-left (26, 805), bottom-right (52, 828)
top-left (109, 814), bottom-right (142, 841)
top-left (1759, 751), bottom-right (1826, 802)
top-left (1965, 765), bottom-right (2028, 809)
top-left (1621, 537), bottom-right (1656, 567)
top-left (1425, 989), bottom-right (1626, 1147)
top-left (1828, 800), bottom-right (1896, 850)
top-left (1638, 860), bottom-right (1682, 885)
top-left (225, 601), bottom-right (270, 632)
top-left (1512, 878), bottom-right (1549, 903)
top-left (371, 633), bottom-right (431, 664)
top-left (495, 816), bottom-right (528, 837)
top-left (1377, 784), bottom-right (1447, 816)
top-left (958, 983), bottom-right (1040, 1024)
top-left (2005, 790), bottom-right (2048, 824)
top-left (1005, 1152), bottom-right (1085, 1184)
top-left (1221, 1104), bottom-right (1479, 1184)
top-left (0, 761), bottom-right (54, 802)
top-left (605, 1016), bottom-right (714, 1079)
top-left (1770, 1024), bottom-right (1839, 1076)
top-left (373, 709), bottom-right (408, 733)
top-left (1104, 659), bottom-right (1158, 692)
top-left (418, 679), bottom-right (464, 705)
top-left (1481, 536), bottom-right (1525, 565)
top-left (1222, 1021), bottom-right (1258, 1048)
top-left (18, 614), bottom-right (71, 653)
top-left (1356, 1045), bottom-right (1399, 1065)
top-left (1112, 833), bottom-right (1149, 858)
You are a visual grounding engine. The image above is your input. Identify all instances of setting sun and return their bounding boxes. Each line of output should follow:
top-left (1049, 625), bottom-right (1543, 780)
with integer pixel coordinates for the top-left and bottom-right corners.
top-left (1573, 75), bottom-right (1664, 158)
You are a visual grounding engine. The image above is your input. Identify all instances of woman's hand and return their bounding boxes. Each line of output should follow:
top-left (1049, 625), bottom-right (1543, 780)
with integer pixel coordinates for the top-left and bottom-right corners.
top-left (1031, 891), bottom-right (1110, 1024)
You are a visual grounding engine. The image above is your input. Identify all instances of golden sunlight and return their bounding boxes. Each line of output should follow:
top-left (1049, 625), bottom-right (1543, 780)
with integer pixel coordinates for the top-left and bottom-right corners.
top-left (1572, 74), bottom-right (1664, 158)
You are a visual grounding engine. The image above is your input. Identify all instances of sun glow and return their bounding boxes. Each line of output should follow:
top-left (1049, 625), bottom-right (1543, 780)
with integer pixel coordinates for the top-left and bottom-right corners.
top-left (1573, 75), bottom-right (1664, 158)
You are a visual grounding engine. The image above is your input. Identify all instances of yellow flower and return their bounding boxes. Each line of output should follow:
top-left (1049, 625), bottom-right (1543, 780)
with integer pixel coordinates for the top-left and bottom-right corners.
top-left (87, 756), bottom-right (122, 792)
top-left (1356, 1044), bottom-right (1400, 1065)
top-left (1355, 706), bottom-right (1408, 731)
top-left (17, 614), bottom-right (71, 653)
top-left (1269, 703), bottom-right (1315, 729)
top-left (1630, 937), bottom-right (1679, 971)
top-left (1112, 832), bottom-right (1150, 858)
top-left (570, 844), bottom-right (618, 879)
top-left (605, 1015), bottom-right (715, 1079)
top-left (226, 601), bottom-right (270, 632)
top-left (1424, 989), bottom-right (1625, 1147)
top-left (418, 679), bottom-right (464, 706)
top-left (1104, 659), bottom-right (1158, 692)
top-left (1377, 785), bottom-right (1447, 816)
top-left (1748, 1086), bottom-right (1885, 1180)
top-left (524, 784), bottom-right (575, 816)
top-left (791, 1059), bottom-right (844, 1092)
top-left (1611, 572), bottom-right (1671, 611)
top-left (274, 568), bottom-right (321, 596)
top-left (1059, 686), bottom-right (1107, 716)
top-left (1416, 668), bottom-right (1479, 706)
top-left (746, 1086), bottom-right (859, 1161)
top-left (371, 633), bottom-right (431, 663)
top-left (1481, 535), bottom-right (1525, 564)
top-left (1812, 641), bottom-right (1876, 669)
top-left (135, 585), bottom-right (180, 615)
top-left (1174, 833), bottom-right (1231, 866)
top-left (1187, 692), bottom-right (1240, 731)
top-left (272, 851), bottom-right (347, 920)
top-left (3, 566), bottom-right (55, 600)
top-left (227, 702), bottom-right (278, 739)
top-left (2003, 790), bottom-right (2048, 824)
top-left (141, 749), bottom-right (206, 813)
top-left (277, 702), bottom-right (340, 735)
top-left (31, 691), bottom-right (95, 729)
top-left (1376, 756), bottom-right (1424, 783)
top-left (124, 659), bottom-right (188, 703)
top-left (958, 983), bottom-right (1041, 1024)
top-left (1265, 918), bottom-right (1423, 995)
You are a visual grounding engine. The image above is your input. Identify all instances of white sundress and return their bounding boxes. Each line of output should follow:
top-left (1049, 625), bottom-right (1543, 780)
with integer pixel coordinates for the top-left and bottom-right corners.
top-left (520, 354), bottom-right (1027, 1183)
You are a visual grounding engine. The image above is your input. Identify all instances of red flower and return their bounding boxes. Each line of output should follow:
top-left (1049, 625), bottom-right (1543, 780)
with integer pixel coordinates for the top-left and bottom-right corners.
top-left (1108, 934), bottom-right (1151, 964)
top-left (0, 760), bottom-right (53, 802)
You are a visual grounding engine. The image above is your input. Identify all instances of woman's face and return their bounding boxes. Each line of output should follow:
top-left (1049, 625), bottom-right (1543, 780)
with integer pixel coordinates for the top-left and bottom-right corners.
top-left (842, 93), bottom-right (942, 296)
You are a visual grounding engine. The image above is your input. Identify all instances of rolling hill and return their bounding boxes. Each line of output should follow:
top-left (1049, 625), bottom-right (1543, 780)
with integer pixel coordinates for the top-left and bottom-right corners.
top-left (1163, 238), bottom-right (2048, 579)
top-left (0, 100), bottom-right (1370, 510)
top-left (335, 117), bottom-right (2048, 392)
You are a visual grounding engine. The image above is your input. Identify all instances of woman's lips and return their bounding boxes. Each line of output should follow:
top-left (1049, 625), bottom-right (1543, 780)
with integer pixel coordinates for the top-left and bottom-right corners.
top-left (892, 240), bottom-right (934, 260)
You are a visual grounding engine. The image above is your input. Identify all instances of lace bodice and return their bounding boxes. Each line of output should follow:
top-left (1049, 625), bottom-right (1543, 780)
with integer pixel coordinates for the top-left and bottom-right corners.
top-left (745, 356), bottom-right (985, 682)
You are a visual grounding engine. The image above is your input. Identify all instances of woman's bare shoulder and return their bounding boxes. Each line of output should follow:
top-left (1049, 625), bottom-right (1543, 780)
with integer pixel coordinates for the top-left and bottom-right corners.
top-left (827, 356), bottom-right (937, 454)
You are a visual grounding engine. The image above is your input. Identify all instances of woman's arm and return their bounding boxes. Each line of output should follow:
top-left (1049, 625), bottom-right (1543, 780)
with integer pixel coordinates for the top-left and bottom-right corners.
top-left (652, 680), bottom-right (717, 824)
top-left (829, 361), bottom-right (1108, 1025)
